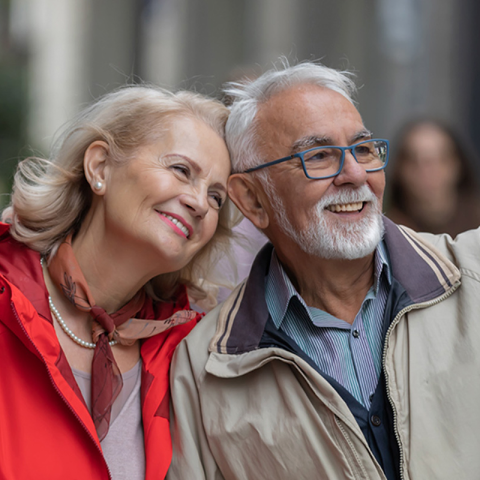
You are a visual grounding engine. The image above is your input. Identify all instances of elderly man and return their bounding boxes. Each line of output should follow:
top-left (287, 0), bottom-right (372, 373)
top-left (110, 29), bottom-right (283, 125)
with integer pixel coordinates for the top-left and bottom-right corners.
top-left (167, 62), bottom-right (480, 480)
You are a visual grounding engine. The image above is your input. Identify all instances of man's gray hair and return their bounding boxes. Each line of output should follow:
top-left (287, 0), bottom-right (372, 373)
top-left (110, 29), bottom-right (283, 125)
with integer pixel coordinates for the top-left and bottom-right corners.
top-left (224, 60), bottom-right (358, 173)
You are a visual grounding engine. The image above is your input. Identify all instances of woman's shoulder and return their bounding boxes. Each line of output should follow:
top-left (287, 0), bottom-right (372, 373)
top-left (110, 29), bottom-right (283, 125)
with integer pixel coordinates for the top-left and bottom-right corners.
top-left (0, 222), bottom-right (11, 242)
top-left (0, 223), bottom-right (43, 284)
top-left (140, 283), bottom-right (192, 321)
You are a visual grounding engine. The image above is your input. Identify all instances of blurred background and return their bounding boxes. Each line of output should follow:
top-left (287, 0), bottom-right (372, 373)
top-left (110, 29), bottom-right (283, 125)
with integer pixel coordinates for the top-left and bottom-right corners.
top-left (1, 0), bottom-right (480, 213)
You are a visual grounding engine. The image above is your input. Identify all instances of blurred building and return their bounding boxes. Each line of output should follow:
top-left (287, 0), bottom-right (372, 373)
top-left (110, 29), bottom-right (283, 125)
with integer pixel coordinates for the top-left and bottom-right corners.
top-left (1, 0), bottom-right (479, 178)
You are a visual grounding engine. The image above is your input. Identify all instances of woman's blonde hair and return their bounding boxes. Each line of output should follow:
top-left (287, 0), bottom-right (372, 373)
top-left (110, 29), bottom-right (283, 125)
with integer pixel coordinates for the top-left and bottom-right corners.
top-left (3, 85), bottom-right (238, 306)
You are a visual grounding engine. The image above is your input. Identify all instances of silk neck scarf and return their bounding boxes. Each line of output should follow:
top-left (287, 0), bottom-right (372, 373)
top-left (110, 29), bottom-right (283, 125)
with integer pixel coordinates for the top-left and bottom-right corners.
top-left (47, 234), bottom-right (196, 441)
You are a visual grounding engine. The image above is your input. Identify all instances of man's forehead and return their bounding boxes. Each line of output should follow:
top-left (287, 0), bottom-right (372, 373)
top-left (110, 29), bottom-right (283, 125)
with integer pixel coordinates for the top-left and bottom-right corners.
top-left (257, 83), bottom-right (328, 117)
top-left (256, 83), bottom-right (364, 150)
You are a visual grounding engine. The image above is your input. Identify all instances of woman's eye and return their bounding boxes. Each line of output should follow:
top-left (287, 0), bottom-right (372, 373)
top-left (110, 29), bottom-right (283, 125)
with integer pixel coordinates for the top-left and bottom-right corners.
top-left (172, 164), bottom-right (190, 177)
top-left (209, 193), bottom-right (224, 209)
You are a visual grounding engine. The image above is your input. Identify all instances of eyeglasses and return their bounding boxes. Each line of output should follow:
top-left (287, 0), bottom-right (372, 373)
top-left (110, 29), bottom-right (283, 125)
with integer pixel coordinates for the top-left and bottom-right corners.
top-left (244, 139), bottom-right (390, 179)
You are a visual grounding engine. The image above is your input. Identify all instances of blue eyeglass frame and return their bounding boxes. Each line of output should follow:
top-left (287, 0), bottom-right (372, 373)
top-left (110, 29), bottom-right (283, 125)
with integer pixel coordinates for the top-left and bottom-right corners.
top-left (244, 138), bottom-right (390, 179)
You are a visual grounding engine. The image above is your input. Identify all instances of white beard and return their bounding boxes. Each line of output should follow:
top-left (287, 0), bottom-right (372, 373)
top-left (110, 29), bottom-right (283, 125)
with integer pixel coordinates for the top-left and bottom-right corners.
top-left (269, 183), bottom-right (384, 260)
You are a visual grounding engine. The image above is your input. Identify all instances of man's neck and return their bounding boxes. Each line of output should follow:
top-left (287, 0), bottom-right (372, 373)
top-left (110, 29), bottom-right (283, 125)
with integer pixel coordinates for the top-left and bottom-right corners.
top-left (275, 245), bottom-right (376, 325)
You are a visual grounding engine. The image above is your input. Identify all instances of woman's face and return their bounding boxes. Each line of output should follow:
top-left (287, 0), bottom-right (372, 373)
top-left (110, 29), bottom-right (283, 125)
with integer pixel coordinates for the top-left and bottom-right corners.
top-left (101, 116), bottom-right (231, 273)
top-left (397, 124), bottom-right (461, 200)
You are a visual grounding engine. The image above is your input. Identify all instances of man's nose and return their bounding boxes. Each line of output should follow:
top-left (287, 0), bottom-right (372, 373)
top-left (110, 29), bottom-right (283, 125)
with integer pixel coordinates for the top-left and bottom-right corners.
top-left (333, 150), bottom-right (368, 187)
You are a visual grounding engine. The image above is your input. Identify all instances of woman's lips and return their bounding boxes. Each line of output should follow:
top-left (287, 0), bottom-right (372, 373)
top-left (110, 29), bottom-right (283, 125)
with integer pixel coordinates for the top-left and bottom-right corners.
top-left (157, 212), bottom-right (192, 239)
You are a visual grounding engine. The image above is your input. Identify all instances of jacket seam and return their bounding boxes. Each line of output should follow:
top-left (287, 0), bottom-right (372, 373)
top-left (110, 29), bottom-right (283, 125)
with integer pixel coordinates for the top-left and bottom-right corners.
top-left (333, 416), bottom-right (371, 480)
top-left (459, 267), bottom-right (480, 282)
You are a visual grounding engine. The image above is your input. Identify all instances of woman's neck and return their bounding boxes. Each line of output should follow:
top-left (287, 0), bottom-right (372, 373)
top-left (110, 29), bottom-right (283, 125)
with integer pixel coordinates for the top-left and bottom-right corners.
top-left (71, 221), bottom-right (159, 313)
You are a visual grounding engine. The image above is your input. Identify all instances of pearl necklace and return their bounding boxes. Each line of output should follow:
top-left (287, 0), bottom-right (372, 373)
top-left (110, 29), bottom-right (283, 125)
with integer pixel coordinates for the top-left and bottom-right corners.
top-left (48, 296), bottom-right (118, 349)
top-left (41, 258), bottom-right (117, 349)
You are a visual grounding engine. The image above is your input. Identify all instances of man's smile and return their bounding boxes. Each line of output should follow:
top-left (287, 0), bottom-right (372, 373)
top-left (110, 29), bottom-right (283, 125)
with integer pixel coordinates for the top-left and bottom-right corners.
top-left (325, 201), bottom-right (365, 213)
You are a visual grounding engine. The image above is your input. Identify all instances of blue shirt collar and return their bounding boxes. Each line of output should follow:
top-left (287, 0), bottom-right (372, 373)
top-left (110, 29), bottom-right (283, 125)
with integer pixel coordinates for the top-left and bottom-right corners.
top-left (265, 241), bottom-right (392, 330)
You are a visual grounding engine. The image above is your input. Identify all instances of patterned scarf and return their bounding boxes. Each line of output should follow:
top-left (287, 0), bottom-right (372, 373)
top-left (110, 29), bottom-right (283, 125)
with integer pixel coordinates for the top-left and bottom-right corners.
top-left (48, 234), bottom-right (196, 441)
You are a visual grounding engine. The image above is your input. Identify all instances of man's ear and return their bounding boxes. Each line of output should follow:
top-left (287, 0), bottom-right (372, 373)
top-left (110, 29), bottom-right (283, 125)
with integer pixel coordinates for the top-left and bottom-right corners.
top-left (228, 174), bottom-right (270, 229)
top-left (83, 141), bottom-right (110, 195)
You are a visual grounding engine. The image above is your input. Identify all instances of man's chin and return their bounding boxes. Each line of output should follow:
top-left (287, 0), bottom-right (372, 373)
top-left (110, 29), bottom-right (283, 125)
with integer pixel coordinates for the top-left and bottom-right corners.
top-left (293, 214), bottom-right (384, 260)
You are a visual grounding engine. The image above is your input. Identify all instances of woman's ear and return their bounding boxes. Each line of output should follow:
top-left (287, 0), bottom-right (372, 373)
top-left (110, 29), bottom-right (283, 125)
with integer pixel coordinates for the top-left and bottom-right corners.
top-left (228, 174), bottom-right (270, 230)
top-left (83, 141), bottom-right (110, 195)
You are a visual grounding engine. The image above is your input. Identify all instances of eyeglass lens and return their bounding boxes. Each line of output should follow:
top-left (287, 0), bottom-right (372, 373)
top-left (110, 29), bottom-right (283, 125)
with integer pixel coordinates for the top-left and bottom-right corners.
top-left (303, 140), bottom-right (388, 178)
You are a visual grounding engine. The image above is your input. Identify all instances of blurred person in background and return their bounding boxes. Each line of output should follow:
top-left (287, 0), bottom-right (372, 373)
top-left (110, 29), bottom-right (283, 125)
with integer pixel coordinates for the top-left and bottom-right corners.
top-left (0, 86), bottom-right (235, 480)
top-left (387, 119), bottom-right (480, 236)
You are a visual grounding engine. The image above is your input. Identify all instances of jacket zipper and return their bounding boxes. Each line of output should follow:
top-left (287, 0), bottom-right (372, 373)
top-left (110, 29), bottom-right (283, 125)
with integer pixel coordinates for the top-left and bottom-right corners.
top-left (382, 282), bottom-right (461, 480)
top-left (11, 302), bottom-right (113, 480)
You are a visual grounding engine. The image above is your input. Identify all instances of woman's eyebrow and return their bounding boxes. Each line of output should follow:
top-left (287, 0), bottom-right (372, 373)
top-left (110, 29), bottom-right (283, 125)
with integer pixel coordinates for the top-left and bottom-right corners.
top-left (164, 153), bottom-right (202, 173)
top-left (212, 183), bottom-right (227, 194)
top-left (165, 154), bottom-right (226, 191)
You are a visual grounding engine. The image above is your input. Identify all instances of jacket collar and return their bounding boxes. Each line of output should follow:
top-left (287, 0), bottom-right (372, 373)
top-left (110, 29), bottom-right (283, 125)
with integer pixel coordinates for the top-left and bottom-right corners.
top-left (0, 223), bottom-right (51, 321)
top-left (210, 217), bottom-right (461, 355)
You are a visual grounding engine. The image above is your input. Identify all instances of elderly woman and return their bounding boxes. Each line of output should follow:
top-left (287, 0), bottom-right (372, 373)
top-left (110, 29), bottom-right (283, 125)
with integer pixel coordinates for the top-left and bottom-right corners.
top-left (0, 86), bottom-right (234, 479)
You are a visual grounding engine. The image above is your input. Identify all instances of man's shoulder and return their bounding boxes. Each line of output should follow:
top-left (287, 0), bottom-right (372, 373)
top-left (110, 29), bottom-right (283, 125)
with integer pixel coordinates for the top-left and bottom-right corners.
top-left (184, 303), bottom-right (223, 347)
top-left (172, 300), bottom-right (233, 383)
top-left (417, 226), bottom-right (480, 246)
top-left (417, 227), bottom-right (480, 271)
top-left (184, 279), bottom-right (250, 349)
top-left (176, 279), bottom-right (254, 365)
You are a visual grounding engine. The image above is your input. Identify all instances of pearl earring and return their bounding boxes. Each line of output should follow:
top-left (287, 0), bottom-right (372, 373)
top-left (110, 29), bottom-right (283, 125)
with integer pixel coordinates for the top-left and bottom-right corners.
top-left (93, 181), bottom-right (103, 190)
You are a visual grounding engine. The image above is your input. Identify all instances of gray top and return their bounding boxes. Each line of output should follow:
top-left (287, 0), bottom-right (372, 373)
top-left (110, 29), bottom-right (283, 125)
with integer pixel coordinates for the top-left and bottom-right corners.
top-left (73, 361), bottom-right (145, 479)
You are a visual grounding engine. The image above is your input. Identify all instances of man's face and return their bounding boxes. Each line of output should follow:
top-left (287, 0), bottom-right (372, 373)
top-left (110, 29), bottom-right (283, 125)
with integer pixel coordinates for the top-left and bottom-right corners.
top-left (255, 84), bottom-right (386, 260)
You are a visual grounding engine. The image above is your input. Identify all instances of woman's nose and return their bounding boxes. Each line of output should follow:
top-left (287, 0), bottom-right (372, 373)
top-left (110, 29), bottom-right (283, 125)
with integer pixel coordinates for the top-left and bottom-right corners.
top-left (181, 192), bottom-right (209, 219)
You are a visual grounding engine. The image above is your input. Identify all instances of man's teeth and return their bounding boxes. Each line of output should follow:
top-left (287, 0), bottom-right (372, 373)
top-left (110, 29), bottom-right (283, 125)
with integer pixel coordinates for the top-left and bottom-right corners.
top-left (162, 214), bottom-right (190, 237)
top-left (326, 202), bottom-right (364, 212)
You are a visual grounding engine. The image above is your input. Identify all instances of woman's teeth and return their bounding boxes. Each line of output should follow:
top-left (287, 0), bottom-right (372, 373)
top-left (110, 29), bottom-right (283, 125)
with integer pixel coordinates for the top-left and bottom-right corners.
top-left (162, 213), bottom-right (190, 237)
top-left (326, 202), bottom-right (364, 212)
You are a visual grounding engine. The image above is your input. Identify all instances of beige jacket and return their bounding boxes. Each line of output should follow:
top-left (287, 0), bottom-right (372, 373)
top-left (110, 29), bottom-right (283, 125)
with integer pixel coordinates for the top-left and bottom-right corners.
top-left (168, 221), bottom-right (480, 480)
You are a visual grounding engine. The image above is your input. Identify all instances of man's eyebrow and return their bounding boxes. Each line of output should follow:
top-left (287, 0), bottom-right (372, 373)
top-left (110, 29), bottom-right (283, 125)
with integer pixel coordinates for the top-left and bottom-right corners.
top-left (351, 129), bottom-right (373, 143)
top-left (291, 136), bottom-right (332, 153)
top-left (291, 130), bottom-right (373, 153)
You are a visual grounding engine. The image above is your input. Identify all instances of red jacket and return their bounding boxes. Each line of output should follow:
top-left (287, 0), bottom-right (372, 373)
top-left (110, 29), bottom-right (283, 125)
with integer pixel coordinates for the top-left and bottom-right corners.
top-left (0, 223), bottom-right (198, 479)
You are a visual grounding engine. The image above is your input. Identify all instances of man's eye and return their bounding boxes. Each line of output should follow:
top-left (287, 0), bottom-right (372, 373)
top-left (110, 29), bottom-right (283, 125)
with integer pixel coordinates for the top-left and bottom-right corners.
top-left (310, 151), bottom-right (328, 160)
top-left (305, 148), bottom-right (333, 162)
top-left (354, 146), bottom-right (372, 155)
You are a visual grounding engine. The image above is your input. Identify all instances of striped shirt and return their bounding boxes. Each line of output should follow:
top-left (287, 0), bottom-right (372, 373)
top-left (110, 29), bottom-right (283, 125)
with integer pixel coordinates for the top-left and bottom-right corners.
top-left (265, 242), bottom-right (392, 408)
